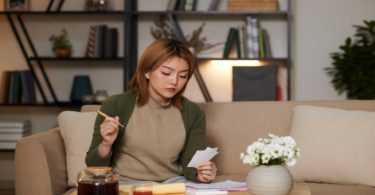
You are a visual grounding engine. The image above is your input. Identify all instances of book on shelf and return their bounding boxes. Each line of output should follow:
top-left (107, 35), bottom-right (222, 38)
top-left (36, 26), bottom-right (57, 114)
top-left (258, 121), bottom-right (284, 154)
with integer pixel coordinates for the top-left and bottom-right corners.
top-left (1, 70), bottom-right (37, 104)
top-left (258, 28), bottom-right (265, 58)
top-left (94, 25), bottom-right (107, 58)
top-left (0, 131), bottom-right (31, 141)
top-left (20, 70), bottom-right (37, 104)
top-left (176, 0), bottom-right (187, 11)
top-left (9, 71), bottom-right (22, 104)
top-left (245, 16), bottom-right (259, 58)
top-left (227, 0), bottom-right (279, 11)
top-left (257, 28), bottom-right (273, 58)
top-left (85, 25), bottom-right (96, 58)
top-left (0, 120), bottom-right (31, 128)
top-left (262, 28), bottom-right (272, 58)
top-left (0, 126), bottom-right (30, 134)
top-left (0, 69), bottom-right (11, 104)
top-left (238, 25), bottom-right (246, 59)
top-left (92, 25), bottom-right (119, 58)
top-left (232, 65), bottom-right (278, 101)
top-left (0, 141), bottom-right (17, 150)
top-left (104, 27), bottom-right (118, 58)
top-left (223, 27), bottom-right (240, 58)
top-left (208, 0), bottom-right (221, 11)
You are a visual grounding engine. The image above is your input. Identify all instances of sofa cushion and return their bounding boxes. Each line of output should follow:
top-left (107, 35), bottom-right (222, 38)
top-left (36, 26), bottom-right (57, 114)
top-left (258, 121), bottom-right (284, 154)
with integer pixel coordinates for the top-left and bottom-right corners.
top-left (289, 105), bottom-right (375, 187)
top-left (58, 111), bottom-right (97, 186)
top-left (304, 182), bottom-right (375, 195)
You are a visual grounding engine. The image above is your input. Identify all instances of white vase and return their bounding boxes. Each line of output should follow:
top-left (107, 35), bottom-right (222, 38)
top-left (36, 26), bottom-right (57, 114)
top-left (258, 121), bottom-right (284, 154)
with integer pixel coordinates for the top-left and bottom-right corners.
top-left (247, 165), bottom-right (293, 195)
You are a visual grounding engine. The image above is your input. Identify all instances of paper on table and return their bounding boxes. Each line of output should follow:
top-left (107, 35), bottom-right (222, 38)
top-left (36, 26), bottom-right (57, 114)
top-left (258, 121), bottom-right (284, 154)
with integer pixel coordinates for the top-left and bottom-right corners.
top-left (186, 190), bottom-right (228, 195)
top-left (187, 147), bottom-right (219, 168)
top-left (185, 180), bottom-right (247, 191)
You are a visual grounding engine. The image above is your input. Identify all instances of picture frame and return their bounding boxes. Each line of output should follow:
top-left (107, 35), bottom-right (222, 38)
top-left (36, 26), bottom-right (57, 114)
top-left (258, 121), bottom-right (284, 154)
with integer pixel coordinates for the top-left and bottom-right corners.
top-left (5, 0), bottom-right (28, 11)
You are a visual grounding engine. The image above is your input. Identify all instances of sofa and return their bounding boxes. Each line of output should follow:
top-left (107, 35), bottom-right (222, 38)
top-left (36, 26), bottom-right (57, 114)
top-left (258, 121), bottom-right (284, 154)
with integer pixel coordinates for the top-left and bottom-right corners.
top-left (15, 100), bottom-right (375, 195)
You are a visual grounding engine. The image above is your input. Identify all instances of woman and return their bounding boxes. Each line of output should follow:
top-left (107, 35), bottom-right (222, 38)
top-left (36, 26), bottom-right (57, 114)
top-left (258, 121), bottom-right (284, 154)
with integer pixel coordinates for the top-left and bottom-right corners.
top-left (85, 39), bottom-right (217, 183)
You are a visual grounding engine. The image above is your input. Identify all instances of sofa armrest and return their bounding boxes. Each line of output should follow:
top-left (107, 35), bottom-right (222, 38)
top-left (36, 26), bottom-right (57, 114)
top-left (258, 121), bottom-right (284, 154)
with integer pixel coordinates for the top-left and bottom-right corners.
top-left (15, 128), bottom-right (69, 195)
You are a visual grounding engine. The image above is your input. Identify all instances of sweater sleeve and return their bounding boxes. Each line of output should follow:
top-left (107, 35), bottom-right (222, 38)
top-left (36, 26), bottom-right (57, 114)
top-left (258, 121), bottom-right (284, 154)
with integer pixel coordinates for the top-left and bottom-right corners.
top-left (85, 96), bottom-right (117, 166)
top-left (180, 101), bottom-right (206, 182)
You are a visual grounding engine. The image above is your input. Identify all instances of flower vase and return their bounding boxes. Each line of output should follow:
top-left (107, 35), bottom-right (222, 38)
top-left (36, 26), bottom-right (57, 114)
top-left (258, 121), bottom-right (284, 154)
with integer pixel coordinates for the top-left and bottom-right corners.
top-left (247, 165), bottom-right (293, 195)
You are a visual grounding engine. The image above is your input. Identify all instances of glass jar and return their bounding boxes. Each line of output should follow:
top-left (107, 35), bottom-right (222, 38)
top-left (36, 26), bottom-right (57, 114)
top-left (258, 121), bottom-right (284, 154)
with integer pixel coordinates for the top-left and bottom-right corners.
top-left (94, 90), bottom-right (109, 104)
top-left (77, 166), bottom-right (119, 195)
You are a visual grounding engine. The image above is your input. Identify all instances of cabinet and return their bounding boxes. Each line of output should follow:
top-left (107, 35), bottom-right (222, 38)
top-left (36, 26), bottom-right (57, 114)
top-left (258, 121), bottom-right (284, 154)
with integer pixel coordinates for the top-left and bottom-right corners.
top-left (1, 0), bottom-right (292, 106)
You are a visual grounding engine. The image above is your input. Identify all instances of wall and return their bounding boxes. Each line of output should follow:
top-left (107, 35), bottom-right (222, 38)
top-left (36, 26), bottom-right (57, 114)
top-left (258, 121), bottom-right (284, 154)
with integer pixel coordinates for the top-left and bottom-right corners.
top-left (293, 0), bottom-right (375, 100)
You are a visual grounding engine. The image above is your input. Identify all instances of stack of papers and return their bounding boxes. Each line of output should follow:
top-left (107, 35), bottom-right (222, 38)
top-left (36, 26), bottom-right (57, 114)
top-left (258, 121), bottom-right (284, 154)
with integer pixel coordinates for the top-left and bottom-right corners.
top-left (185, 180), bottom-right (247, 191)
top-left (187, 147), bottom-right (219, 168)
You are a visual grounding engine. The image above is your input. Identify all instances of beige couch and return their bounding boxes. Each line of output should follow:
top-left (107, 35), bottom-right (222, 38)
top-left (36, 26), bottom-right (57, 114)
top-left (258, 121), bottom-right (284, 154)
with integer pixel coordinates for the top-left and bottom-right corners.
top-left (15, 100), bottom-right (375, 195)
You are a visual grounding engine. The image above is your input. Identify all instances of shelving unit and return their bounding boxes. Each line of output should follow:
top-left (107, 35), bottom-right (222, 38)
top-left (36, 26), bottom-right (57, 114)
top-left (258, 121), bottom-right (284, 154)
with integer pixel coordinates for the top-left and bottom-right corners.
top-left (132, 0), bottom-right (292, 101)
top-left (1, 0), bottom-right (292, 106)
top-left (0, 1), bottom-right (136, 106)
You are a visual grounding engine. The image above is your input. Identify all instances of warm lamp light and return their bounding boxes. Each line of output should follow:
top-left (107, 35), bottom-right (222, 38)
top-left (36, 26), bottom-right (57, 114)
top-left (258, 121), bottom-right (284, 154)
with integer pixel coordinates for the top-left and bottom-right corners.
top-left (210, 60), bottom-right (263, 67)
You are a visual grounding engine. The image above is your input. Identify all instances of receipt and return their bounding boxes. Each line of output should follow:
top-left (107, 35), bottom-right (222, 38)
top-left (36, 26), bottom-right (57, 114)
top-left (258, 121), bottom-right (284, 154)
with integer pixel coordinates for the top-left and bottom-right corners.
top-left (187, 147), bottom-right (219, 168)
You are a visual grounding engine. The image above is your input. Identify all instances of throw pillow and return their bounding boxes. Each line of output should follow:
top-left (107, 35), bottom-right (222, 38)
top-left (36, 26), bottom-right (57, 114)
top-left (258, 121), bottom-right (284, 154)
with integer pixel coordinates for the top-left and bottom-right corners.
top-left (58, 111), bottom-right (97, 186)
top-left (289, 105), bottom-right (375, 187)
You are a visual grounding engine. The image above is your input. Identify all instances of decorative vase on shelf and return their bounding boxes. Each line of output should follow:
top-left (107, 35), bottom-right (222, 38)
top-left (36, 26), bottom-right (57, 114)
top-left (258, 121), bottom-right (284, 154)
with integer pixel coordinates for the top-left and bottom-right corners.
top-left (70, 75), bottom-right (93, 103)
top-left (247, 165), bottom-right (293, 195)
top-left (94, 90), bottom-right (109, 104)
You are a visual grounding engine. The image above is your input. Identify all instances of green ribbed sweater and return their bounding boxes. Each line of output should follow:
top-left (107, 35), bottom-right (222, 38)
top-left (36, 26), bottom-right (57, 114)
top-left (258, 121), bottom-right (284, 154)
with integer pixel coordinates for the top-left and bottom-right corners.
top-left (85, 91), bottom-right (205, 182)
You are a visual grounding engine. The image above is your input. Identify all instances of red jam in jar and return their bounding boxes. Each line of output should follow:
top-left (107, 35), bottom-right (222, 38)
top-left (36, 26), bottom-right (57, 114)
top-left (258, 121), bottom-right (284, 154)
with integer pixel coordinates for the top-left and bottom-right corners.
top-left (77, 166), bottom-right (119, 195)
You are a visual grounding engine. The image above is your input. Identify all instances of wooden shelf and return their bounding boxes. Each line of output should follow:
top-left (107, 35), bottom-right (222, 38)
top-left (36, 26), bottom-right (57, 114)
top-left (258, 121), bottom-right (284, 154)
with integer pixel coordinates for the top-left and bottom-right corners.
top-left (134, 10), bottom-right (288, 17)
top-left (0, 102), bottom-right (99, 108)
top-left (28, 57), bottom-right (124, 61)
top-left (0, 11), bottom-right (125, 15)
top-left (197, 57), bottom-right (289, 61)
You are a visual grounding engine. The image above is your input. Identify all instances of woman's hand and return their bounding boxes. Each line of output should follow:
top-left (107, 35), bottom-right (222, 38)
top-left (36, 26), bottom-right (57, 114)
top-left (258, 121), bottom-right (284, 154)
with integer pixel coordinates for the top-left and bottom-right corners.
top-left (100, 116), bottom-right (120, 145)
top-left (98, 116), bottom-right (120, 157)
top-left (196, 161), bottom-right (217, 183)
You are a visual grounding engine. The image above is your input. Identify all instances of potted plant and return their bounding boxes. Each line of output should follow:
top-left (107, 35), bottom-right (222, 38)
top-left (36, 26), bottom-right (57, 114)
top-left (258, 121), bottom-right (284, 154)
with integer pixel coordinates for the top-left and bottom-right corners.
top-left (240, 134), bottom-right (300, 195)
top-left (326, 20), bottom-right (375, 99)
top-left (49, 29), bottom-right (73, 58)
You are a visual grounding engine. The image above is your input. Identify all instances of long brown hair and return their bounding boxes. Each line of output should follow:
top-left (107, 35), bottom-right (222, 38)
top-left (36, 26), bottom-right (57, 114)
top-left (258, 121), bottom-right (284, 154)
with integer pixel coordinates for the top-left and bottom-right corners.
top-left (130, 39), bottom-right (196, 109)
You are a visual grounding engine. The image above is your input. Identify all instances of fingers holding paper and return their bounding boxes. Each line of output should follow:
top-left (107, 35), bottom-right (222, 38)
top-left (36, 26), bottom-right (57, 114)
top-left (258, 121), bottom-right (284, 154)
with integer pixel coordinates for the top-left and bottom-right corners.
top-left (197, 161), bottom-right (217, 183)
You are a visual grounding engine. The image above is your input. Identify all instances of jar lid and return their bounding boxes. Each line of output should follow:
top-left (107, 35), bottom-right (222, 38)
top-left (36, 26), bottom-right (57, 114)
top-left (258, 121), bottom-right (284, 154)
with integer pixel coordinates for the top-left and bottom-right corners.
top-left (85, 166), bottom-right (112, 176)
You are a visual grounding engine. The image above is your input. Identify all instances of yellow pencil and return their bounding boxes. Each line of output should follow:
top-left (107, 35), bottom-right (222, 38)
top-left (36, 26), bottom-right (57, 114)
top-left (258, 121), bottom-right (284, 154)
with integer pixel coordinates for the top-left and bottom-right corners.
top-left (96, 110), bottom-right (125, 128)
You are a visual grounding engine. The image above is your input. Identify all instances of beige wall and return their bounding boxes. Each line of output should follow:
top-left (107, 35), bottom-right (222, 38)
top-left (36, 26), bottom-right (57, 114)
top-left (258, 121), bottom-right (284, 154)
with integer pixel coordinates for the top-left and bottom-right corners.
top-left (293, 0), bottom-right (375, 100)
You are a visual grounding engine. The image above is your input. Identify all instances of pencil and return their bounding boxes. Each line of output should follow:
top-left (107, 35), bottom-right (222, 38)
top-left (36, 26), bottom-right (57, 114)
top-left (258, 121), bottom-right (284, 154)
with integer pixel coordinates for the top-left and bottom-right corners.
top-left (96, 110), bottom-right (125, 128)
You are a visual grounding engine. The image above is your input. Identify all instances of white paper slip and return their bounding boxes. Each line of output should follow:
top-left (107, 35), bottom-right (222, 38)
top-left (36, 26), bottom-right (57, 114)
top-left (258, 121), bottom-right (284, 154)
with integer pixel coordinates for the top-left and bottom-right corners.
top-left (185, 180), bottom-right (246, 190)
top-left (187, 147), bottom-right (219, 168)
top-left (186, 190), bottom-right (228, 195)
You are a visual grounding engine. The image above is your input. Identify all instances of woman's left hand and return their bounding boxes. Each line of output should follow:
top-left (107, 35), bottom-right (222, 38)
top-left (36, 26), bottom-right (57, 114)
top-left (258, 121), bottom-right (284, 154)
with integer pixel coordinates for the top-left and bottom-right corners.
top-left (196, 161), bottom-right (217, 183)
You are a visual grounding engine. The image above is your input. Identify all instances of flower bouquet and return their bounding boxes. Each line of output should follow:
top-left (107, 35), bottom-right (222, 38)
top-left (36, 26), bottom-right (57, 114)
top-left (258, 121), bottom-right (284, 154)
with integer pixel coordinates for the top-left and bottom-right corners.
top-left (240, 134), bottom-right (300, 167)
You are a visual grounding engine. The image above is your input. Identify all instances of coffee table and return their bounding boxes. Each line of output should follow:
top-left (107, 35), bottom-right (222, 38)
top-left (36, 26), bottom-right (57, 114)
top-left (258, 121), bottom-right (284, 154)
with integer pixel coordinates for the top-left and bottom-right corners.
top-left (229, 183), bottom-right (311, 195)
top-left (70, 183), bottom-right (311, 195)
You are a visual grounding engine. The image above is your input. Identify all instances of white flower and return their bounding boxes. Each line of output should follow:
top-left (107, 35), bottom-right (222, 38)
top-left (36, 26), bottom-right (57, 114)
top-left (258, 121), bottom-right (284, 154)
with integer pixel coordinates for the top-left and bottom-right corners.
top-left (251, 153), bottom-right (260, 165)
top-left (270, 144), bottom-right (283, 158)
top-left (286, 158), bottom-right (297, 167)
top-left (261, 153), bottom-right (271, 164)
top-left (240, 133), bottom-right (300, 167)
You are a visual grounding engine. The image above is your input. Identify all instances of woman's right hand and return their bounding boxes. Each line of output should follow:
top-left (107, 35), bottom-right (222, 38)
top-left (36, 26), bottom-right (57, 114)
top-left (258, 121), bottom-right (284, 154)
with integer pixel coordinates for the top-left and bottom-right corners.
top-left (100, 116), bottom-right (120, 146)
